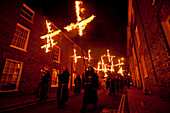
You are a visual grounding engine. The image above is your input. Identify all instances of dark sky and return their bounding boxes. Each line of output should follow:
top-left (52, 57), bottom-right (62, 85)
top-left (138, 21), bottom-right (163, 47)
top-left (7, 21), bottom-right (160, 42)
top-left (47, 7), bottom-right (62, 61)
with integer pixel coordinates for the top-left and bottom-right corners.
top-left (29, 0), bottom-right (128, 61)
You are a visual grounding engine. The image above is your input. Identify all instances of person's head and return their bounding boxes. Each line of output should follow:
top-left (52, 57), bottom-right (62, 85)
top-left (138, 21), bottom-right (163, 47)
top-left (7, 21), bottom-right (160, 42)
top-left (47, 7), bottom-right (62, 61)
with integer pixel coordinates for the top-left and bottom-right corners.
top-left (63, 66), bottom-right (68, 71)
top-left (45, 70), bottom-right (49, 74)
top-left (63, 66), bottom-right (66, 71)
top-left (88, 66), bottom-right (94, 72)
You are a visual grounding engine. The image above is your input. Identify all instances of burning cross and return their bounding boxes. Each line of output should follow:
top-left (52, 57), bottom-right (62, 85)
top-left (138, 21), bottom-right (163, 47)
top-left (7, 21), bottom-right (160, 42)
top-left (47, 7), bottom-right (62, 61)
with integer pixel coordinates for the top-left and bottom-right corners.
top-left (71, 49), bottom-right (81, 63)
top-left (115, 59), bottom-right (124, 67)
top-left (115, 58), bottom-right (124, 76)
top-left (118, 67), bottom-right (124, 76)
top-left (96, 50), bottom-right (115, 74)
top-left (64, 1), bottom-right (95, 36)
top-left (84, 49), bottom-right (93, 63)
top-left (40, 20), bottom-right (61, 53)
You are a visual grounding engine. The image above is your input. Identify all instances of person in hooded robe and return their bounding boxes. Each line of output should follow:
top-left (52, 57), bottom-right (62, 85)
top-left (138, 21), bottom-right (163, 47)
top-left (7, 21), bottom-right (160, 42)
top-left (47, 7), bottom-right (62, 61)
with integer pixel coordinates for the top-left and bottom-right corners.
top-left (36, 70), bottom-right (51, 102)
top-left (73, 74), bottom-right (81, 95)
top-left (81, 66), bottom-right (99, 113)
top-left (57, 66), bottom-right (70, 108)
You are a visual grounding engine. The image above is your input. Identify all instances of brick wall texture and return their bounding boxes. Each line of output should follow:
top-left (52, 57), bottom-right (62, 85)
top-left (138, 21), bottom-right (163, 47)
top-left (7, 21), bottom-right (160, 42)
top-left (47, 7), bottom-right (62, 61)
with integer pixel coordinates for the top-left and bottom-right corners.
top-left (128, 0), bottom-right (170, 101)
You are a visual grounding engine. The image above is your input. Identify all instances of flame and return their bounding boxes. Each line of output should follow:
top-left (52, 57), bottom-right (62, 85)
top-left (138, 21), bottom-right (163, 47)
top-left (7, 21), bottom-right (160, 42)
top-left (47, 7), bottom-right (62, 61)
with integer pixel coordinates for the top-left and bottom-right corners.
top-left (40, 20), bottom-right (61, 53)
top-left (96, 50), bottom-right (125, 76)
top-left (84, 49), bottom-right (93, 63)
top-left (118, 67), bottom-right (124, 76)
top-left (116, 59), bottom-right (124, 67)
top-left (71, 49), bottom-right (81, 63)
top-left (64, 1), bottom-right (95, 36)
top-left (76, 1), bottom-right (83, 36)
top-left (88, 49), bottom-right (92, 63)
top-left (75, 1), bottom-right (83, 22)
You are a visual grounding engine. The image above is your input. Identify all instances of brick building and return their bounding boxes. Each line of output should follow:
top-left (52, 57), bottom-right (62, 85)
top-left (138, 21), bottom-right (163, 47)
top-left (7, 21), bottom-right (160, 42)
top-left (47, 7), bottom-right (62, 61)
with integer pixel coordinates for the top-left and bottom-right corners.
top-left (127, 0), bottom-right (170, 101)
top-left (0, 0), bottom-right (87, 99)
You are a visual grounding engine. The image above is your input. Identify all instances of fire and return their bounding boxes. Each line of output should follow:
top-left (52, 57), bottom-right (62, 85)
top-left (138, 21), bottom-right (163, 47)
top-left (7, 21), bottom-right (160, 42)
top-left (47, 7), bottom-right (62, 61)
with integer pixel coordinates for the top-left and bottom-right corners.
top-left (40, 20), bottom-right (61, 53)
top-left (84, 49), bottom-right (93, 63)
top-left (88, 49), bottom-right (92, 63)
top-left (71, 49), bottom-right (81, 63)
top-left (115, 59), bottom-right (124, 67)
top-left (118, 67), bottom-right (124, 76)
top-left (96, 50), bottom-right (125, 76)
top-left (64, 1), bottom-right (95, 36)
top-left (96, 50), bottom-right (115, 73)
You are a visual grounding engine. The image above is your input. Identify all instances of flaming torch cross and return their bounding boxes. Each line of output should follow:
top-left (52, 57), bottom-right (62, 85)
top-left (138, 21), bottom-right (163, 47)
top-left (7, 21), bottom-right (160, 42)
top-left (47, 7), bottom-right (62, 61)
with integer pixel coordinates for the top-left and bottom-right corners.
top-left (64, 1), bottom-right (95, 36)
top-left (71, 49), bottom-right (82, 63)
top-left (40, 20), bottom-right (61, 53)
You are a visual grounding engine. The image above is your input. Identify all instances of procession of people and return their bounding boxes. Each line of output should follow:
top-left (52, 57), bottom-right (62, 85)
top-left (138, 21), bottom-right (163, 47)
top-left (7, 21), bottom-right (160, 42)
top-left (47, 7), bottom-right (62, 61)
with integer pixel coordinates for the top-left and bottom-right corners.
top-left (35, 65), bottom-right (130, 112)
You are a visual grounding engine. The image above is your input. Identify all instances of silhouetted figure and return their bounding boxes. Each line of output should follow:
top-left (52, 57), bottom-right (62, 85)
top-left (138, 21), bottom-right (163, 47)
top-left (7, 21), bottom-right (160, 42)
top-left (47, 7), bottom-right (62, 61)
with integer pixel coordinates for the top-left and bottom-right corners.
top-left (36, 70), bottom-right (51, 102)
top-left (73, 74), bottom-right (81, 95)
top-left (57, 67), bottom-right (70, 108)
top-left (106, 74), bottom-right (115, 96)
top-left (126, 77), bottom-right (130, 88)
top-left (119, 77), bottom-right (124, 90)
top-left (115, 76), bottom-right (119, 92)
top-left (81, 66), bottom-right (99, 113)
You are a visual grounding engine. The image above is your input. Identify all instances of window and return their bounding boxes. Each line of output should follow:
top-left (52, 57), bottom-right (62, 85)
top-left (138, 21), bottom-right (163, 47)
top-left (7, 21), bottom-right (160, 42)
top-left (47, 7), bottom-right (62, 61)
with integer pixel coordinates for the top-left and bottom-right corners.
top-left (135, 26), bottom-right (141, 48)
top-left (161, 16), bottom-right (170, 47)
top-left (51, 69), bottom-right (59, 87)
top-left (141, 55), bottom-right (148, 78)
top-left (20, 4), bottom-right (35, 22)
top-left (72, 73), bottom-right (77, 87)
top-left (53, 46), bottom-right (61, 63)
top-left (151, 0), bottom-right (156, 6)
top-left (10, 23), bottom-right (30, 52)
top-left (0, 59), bottom-right (23, 91)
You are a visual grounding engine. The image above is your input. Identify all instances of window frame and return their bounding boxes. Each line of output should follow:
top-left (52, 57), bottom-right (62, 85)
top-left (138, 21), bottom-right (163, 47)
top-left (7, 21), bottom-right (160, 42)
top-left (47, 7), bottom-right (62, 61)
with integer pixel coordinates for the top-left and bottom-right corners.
top-left (141, 55), bottom-right (149, 78)
top-left (10, 23), bottom-right (30, 52)
top-left (161, 16), bottom-right (170, 47)
top-left (0, 59), bottom-right (23, 92)
top-left (135, 26), bottom-right (141, 48)
top-left (51, 69), bottom-right (59, 87)
top-left (53, 46), bottom-right (61, 63)
top-left (151, 0), bottom-right (156, 6)
top-left (20, 4), bottom-right (35, 23)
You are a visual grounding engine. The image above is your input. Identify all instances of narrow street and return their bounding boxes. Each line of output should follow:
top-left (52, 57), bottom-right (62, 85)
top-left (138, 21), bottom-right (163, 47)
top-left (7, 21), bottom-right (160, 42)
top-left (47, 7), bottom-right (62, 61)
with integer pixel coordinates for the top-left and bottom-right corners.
top-left (2, 89), bottom-right (129, 113)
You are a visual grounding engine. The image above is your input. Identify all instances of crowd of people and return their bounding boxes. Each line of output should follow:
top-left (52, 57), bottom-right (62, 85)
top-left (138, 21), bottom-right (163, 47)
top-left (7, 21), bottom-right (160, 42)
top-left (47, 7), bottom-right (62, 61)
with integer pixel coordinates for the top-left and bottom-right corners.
top-left (106, 74), bottom-right (131, 96)
top-left (35, 66), bottom-right (130, 112)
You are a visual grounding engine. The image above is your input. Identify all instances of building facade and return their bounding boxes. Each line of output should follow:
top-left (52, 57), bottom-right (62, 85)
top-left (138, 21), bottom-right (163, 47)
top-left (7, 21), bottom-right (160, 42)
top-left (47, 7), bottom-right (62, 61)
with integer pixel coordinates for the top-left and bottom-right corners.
top-left (127, 0), bottom-right (170, 101)
top-left (0, 0), bottom-right (87, 100)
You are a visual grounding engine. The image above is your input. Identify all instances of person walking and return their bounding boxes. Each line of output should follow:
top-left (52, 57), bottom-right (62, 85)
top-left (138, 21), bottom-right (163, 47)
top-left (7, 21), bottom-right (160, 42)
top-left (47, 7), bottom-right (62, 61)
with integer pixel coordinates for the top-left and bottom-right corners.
top-left (115, 76), bottom-right (119, 92)
top-left (57, 66), bottom-right (70, 108)
top-left (36, 70), bottom-right (51, 103)
top-left (81, 66), bottom-right (99, 113)
top-left (126, 76), bottom-right (131, 88)
top-left (73, 74), bottom-right (81, 95)
top-left (119, 77), bottom-right (124, 91)
top-left (106, 74), bottom-right (115, 96)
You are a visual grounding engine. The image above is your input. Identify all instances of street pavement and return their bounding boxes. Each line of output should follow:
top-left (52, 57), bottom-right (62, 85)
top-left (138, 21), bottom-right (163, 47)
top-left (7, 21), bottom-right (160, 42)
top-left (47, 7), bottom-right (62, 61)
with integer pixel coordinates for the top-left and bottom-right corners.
top-left (1, 89), bottom-right (129, 113)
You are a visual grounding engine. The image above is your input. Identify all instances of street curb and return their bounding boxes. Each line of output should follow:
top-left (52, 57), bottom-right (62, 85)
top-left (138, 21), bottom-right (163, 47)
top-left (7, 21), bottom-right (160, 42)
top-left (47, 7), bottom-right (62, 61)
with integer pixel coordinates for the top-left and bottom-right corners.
top-left (0, 92), bottom-right (75, 112)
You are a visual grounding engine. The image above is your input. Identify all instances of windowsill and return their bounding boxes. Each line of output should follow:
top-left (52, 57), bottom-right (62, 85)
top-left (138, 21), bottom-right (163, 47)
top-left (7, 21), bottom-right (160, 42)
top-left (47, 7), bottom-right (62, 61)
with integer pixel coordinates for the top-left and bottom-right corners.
top-left (0, 89), bottom-right (19, 92)
top-left (144, 76), bottom-right (149, 79)
top-left (20, 14), bottom-right (34, 24)
top-left (51, 85), bottom-right (58, 87)
top-left (10, 45), bottom-right (27, 52)
top-left (53, 60), bottom-right (60, 63)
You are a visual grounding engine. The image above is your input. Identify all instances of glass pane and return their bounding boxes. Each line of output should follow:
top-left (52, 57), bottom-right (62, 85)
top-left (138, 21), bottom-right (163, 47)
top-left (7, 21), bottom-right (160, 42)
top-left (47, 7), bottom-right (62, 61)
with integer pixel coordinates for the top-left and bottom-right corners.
top-left (5, 61), bottom-right (11, 67)
top-left (7, 74), bottom-right (12, 83)
top-left (1, 74), bottom-right (7, 81)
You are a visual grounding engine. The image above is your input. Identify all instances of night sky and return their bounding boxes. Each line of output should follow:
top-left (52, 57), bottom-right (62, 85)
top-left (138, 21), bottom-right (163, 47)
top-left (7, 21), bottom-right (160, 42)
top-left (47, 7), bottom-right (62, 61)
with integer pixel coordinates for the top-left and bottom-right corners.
top-left (29, 0), bottom-right (128, 62)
